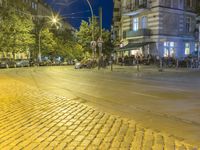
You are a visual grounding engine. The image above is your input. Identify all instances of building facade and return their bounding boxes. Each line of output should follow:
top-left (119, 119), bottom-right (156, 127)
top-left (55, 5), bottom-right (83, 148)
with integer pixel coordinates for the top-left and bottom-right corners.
top-left (113, 0), bottom-right (199, 59)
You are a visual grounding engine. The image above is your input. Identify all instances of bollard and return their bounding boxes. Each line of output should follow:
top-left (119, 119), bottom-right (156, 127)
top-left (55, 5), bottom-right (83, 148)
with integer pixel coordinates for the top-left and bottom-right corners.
top-left (159, 59), bottom-right (163, 72)
top-left (176, 59), bottom-right (179, 70)
top-left (137, 59), bottom-right (140, 72)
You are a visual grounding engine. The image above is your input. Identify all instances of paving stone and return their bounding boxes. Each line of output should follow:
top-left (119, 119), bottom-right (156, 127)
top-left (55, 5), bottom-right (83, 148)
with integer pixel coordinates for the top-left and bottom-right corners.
top-left (0, 79), bottom-right (198, 150)
top-left (153, 134), bottom-right (164, 150)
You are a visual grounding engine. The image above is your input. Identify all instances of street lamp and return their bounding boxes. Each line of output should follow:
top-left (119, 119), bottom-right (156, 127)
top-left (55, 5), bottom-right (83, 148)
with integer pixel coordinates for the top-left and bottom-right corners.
top-left (86, 0), bottom-right (94, 41)
top-left (38, 15), bottom-right (60, 62)
top-left (86, 0), bottom-right (96, 59)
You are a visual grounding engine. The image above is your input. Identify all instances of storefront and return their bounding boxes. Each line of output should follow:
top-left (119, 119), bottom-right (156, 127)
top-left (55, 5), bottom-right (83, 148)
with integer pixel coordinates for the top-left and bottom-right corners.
top-left (115, 42), bottom-right (154, 58)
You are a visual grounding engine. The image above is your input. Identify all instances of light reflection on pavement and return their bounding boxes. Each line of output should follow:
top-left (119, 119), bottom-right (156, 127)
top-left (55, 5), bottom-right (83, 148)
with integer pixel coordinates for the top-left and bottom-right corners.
top-left (0, 66), bottom-right (200, 149)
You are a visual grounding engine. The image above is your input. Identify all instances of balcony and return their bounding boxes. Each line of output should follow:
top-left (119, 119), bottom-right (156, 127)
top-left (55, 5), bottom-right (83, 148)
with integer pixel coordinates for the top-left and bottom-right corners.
top-left (122, 2), bottom-right (148, 16)
top-left (123, 29), bottom-right (151, 38)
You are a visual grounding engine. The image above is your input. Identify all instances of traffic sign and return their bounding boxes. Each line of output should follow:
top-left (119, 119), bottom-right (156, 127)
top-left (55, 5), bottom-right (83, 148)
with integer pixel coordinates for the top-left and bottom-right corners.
top-left (90, 41), bottom-right (97, 49)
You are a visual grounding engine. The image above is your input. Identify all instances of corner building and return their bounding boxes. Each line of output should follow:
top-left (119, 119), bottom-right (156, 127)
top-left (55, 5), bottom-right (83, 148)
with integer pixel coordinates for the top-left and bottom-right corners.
top-left (113, 0), bottom-right (198, 59)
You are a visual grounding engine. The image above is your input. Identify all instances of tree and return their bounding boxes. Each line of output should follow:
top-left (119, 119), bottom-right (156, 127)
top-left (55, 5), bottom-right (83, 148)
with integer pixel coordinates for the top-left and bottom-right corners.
top-left (52, 26), bottom-right (84, 61)
top-left (0, 6), bottom-right (35, 58)
top-left (76, 17), bottom-right (114, 56)
top-left (40, 28), bottom-right (57, 56)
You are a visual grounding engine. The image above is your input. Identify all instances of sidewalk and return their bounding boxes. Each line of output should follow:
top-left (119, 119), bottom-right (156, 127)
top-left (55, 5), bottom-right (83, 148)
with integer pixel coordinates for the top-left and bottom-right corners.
top-left (0, 77), bottom-right (199, 149)
top-left (95, 65), bottom-right (200, 73)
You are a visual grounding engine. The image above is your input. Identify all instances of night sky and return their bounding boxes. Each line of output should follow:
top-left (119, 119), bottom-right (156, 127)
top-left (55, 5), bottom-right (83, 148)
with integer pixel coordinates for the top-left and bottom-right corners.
top-left (44, 0), bottom-right (114, 30)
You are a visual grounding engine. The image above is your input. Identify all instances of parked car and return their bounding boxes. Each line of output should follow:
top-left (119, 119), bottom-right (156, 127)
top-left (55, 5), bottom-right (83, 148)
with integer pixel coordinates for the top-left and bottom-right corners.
top-left (0, 58), bottom-right (16, 68)
top-left (39, 59), bottom-right (52, 66)
top-left (74, 59), bottom-right (97, 69)
top-left (74, 62), bottom-right (82, 69)
top-left (52, 60), bottom-right (61, 66)
top-left (16, 59), bottom-right (30, 67)
top-left (60, 61), bottom-right (68, 66)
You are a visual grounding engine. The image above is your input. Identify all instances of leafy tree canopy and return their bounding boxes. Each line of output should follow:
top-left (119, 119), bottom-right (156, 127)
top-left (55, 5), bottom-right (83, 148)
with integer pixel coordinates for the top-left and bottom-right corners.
top-left (76, 17), bottom-right (114, 56)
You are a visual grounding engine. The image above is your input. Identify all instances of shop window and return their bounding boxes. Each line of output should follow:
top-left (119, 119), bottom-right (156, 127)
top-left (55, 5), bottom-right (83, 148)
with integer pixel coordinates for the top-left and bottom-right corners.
top-left (164, 42), bottom-right (176, 57)
top-left (185, 43), bottom-right (190, 55)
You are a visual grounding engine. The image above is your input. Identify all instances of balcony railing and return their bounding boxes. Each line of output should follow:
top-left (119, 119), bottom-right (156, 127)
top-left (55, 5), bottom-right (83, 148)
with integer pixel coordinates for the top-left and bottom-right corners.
top-left (123, 29), bottom-right (151, 38)
top-left (122, 2), bottom-right (148, 14)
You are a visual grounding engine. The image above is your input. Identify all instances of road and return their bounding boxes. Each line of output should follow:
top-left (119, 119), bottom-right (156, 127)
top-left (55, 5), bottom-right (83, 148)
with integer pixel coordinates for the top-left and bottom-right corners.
top-left (0, 66), bottom-right (200, 148)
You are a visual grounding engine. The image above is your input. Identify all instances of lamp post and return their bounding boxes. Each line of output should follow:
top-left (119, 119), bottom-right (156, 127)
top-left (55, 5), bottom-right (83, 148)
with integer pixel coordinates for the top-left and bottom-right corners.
top-left (86, 0), bottom-right (94, 41)
top-left (97, 37), bottom-right (103, 70)
top-left (38, 16), bottom-right (60, 62)
top-left (86, 0), bottom-right (96, 59)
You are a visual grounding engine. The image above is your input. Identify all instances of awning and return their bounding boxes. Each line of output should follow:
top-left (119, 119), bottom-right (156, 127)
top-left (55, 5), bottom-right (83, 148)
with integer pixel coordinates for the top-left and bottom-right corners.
top-left (115, 42), bottom-right (154, 52)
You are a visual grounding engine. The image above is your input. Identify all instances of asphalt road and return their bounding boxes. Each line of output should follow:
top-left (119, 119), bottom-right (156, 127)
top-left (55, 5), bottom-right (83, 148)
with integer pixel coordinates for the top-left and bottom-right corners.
top-left (1, 66), bottom-right (200, 146)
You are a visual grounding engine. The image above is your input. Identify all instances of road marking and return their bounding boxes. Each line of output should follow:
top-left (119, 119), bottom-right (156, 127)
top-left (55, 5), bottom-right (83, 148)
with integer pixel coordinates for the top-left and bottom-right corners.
top-left (130, 91), bottom-right (161, 99)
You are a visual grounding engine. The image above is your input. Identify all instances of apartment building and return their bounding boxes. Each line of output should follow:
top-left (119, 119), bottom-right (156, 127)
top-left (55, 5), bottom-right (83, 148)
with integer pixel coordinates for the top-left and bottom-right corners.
top-left (113, 0), bottom-right (198, 59)
top-left (112, 0), bottom-right (121, 41)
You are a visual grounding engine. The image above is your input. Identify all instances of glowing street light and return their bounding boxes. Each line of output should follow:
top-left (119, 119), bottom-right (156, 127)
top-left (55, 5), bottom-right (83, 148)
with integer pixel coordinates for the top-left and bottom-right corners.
top-left (38, 15), bottom-right (61, 62)
top-left (52, 18), bottom-right (57, 24)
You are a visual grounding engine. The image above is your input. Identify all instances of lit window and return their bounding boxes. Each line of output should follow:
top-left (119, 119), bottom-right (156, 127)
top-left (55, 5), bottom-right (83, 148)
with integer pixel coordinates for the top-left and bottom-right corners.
top-left (133, 17), bottom-right (139, 31)
top-left (164, 42), bottom-right (176, 57)
top-left (195, 43), bottom-right (198, 52)
top-left (35, 3), bottom-right (37, 10)
top-left (164, 48), bottom-right (169, 57)
top-left (141, 16), bottom-right (147, 29)
top-left (185, 43), bottom-right (190, 55)
top-left (170, 42), bottom-right (174, 47)
top-left (32, 2), bottom-right (35, 9)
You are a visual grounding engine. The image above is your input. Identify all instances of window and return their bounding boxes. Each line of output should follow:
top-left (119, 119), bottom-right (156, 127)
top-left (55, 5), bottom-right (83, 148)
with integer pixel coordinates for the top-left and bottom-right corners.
top-left (195, 43), bottom-right (198, 52)
top-left (187, 0), bottom-right (192, 8)
top-left (141, 16), bottom-right (147, 29)
top-left (185, 43), bottom-right (190, 55)
top-left (135, 0), bottom-right (139, 6)
top-left (186, 17), bottom-right (191, 32)
top-left (139, 0), bottom-right (143, 5)
top-left (171, 0), bottom-right (174, 8)
top-left (123, 0), bottom-right (127, 8)
top-left (178, 0), bottom-right (184, 9)
top-left (164, 42), bottom-right (176, 57)
top-left (35, 3), bottom-right (37, 10)
top-left (32, 2), bottom-right (35, 9)
top-left (133, 17), bottom-right (139, 31)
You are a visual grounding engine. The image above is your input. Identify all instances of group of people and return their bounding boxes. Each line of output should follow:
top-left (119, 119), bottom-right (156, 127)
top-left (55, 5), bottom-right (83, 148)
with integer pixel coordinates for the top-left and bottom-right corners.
top-left (117, 54), bottom-right (153, 66)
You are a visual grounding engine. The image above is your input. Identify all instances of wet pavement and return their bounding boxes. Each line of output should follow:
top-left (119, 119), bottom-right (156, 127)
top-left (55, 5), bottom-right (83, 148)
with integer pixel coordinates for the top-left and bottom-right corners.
top-left (0, 66), bottom-right (200, 149)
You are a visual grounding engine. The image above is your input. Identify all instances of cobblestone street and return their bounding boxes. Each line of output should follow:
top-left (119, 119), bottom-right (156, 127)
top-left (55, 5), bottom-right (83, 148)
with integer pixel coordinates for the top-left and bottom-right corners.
top-left (0, 74), bottom-right (199, 150)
